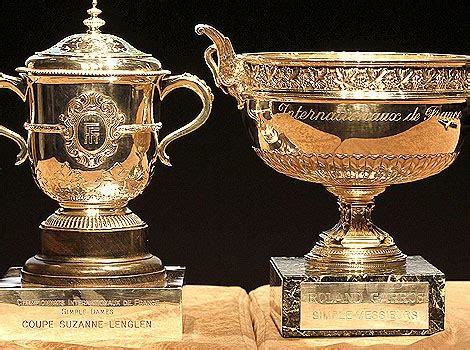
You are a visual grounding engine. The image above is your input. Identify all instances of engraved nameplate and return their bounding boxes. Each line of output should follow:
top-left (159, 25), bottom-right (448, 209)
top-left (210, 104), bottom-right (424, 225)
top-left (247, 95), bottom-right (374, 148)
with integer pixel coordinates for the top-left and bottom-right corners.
top-left (0, 267), bottom-right (184, 343)
top-left (300, 282), bottom-right (429, 331)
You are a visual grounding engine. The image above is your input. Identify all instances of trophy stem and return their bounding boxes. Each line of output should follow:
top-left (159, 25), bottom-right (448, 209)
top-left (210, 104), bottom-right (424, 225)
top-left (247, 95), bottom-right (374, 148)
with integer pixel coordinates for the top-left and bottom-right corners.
top-left (306, 186), bottom-right (406, 272)
top-left (21, 207), bottom-right (166, 287)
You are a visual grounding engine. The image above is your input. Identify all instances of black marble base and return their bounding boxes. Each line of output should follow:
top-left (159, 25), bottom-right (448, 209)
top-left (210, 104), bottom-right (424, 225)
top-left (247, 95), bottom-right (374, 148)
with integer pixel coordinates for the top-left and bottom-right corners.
top-left (270, 256), bottom-right (445, 337)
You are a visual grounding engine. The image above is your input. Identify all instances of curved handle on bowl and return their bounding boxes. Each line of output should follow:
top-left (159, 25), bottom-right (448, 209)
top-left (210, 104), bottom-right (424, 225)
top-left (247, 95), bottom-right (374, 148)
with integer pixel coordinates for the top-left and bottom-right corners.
top-left (0, 73), bottom-right (28, 165)
top-left (195, 25), bottom-right (238, 82)
top-left (157, 73), bottom-right (214, 166)
top-left (196, 24), bottom-right (246, 109)
top-left (204, 44), bottom-right (229, 94)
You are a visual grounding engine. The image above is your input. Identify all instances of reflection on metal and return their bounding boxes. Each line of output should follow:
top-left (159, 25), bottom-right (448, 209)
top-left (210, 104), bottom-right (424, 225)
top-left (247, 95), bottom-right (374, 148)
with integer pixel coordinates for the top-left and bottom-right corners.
top-left (198, 24), bottom-right (469, 271)
top-left (0, 4), bottom-right (213, 287)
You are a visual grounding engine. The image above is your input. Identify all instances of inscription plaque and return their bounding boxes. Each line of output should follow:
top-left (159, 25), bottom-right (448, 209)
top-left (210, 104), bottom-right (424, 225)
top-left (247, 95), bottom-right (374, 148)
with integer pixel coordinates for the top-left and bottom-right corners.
top-left (300, 282), bottom-right (429, 330)
top-left (0, 267), bottom-right (185, 343)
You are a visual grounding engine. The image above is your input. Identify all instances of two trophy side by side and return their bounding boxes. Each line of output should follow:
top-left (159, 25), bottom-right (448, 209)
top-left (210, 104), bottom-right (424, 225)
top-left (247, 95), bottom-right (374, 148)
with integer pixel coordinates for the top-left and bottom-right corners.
top-left (0, 1), bottom-right (213, 343)
top-left (197, 24), bottom-right (469, 337)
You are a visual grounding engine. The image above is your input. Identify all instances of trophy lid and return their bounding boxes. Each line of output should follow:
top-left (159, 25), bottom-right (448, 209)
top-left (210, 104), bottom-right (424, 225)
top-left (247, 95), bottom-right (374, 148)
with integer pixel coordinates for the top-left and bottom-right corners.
top-left (18, 1), bottom-right (167, 76)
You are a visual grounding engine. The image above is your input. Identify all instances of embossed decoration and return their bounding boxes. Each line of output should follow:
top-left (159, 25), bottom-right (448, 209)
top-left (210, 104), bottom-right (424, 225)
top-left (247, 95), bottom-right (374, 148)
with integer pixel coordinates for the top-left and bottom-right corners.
top-left (254, 148), bottom-right (458, 186)
top-left (196, 25), bottom-right (470, 104)
top-left (57, 35), bottom-right (128, 55)
top-left (243, 64), bottom-right (470, 94)
top-left (35, 159), bottom-right (150, 204)
top-left (60, 91), bottom-right (125, 168)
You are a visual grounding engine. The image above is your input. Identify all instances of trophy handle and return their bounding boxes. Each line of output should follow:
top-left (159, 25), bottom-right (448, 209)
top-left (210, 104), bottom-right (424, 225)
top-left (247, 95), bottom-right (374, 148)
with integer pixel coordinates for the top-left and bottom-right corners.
top-left (203, 44), bottom-right (229, 94)
top-left (0, 73), bottom-right (28, 165)
top-left (195, 24), bottom-right (246, 109)
top-left (157, 73), bottom-right (213, 166)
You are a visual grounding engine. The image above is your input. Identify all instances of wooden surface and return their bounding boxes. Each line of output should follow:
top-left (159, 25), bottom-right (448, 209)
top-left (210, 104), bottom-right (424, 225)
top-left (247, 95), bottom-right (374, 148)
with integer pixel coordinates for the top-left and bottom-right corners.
top-left (0, 285), bottom-right (256, 349)
top-left (250, 281), bottom-right (470, 349)
top-left (1, 282), bottom-right (469, 349)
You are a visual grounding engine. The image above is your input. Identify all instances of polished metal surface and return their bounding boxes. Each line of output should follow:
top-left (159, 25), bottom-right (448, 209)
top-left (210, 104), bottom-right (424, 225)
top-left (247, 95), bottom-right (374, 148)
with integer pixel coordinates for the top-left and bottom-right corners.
top-left (0, 1), bottom-right (213, 286)
top-left (197, 24), bottom-right (470, 272)
top-left (0, 266), bottom-right (185, 342)
top-left (17, 1), bottom-right (164, 76)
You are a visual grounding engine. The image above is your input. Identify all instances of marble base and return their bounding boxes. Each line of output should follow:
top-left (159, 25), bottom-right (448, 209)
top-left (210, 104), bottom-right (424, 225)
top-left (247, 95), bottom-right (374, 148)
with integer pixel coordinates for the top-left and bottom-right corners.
top-left (270, 256), bottom-right (445, 337)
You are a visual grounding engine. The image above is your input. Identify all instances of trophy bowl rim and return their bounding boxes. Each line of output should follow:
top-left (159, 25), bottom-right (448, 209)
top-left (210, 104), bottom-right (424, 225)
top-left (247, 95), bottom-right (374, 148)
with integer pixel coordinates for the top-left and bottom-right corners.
top-left (241, 51), bottom-right (470, 67)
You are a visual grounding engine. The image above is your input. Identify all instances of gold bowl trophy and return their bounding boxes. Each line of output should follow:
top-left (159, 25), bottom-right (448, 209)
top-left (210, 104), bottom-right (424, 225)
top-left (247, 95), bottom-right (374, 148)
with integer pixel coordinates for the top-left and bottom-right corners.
top-left (197, 25), bottom-right (469, 337)
top-left (0, 2), bottom-right (213, 343)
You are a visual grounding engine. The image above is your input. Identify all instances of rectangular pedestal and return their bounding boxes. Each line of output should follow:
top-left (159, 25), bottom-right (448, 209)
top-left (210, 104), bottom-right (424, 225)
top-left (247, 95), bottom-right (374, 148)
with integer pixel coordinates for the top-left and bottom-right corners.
top-left (0, 266), bottom-right (185, 342)
top-left (270, 256), bottom-right (445, 337)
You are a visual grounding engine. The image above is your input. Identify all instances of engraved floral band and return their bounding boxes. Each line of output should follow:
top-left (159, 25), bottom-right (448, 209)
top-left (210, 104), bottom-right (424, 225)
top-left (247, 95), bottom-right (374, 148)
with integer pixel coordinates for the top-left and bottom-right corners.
top-left (196, 25), bottom-right (470, 106)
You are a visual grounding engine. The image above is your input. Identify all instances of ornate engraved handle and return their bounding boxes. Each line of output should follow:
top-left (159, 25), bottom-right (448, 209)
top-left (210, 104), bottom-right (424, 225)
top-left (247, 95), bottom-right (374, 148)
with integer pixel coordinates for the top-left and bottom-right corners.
top-left (203, 44), bottom-right (228, 93)
top-left (195, 25), bottom-right (238, 86)
top-left (157, 73), bottom-right (213, 166)
top-left (0, 73), bottom-right (28, 165)
top-left (196, 24), bottom-right (245, 109)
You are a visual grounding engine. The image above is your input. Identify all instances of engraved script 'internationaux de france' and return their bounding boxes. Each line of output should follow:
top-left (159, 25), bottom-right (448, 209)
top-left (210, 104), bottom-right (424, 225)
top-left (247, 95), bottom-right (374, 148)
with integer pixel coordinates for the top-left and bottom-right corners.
top-left (277, 103), bottom-right (462, 123)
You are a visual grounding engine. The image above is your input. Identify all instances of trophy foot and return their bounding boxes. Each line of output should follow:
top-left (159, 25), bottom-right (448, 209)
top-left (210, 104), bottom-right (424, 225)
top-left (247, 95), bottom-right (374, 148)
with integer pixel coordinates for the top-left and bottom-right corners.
top-left (306, 185), bottom-right (406, 273)
top-left (21, 207), bottom-right (166, 287)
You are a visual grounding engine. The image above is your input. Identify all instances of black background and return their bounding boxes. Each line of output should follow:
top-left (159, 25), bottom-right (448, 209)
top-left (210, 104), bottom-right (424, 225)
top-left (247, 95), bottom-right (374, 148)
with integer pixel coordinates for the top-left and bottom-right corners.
top-left (0, 1), bottom-right (469, 292)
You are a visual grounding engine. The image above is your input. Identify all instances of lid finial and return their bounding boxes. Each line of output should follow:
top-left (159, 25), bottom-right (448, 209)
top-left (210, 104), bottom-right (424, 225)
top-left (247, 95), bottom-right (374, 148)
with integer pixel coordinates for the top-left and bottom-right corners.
top-left (83, 0), bottom-right (105, 34)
